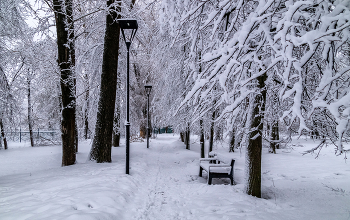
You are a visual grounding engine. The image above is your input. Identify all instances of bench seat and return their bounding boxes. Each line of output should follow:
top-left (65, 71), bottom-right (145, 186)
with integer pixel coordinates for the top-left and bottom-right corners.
top-left (199, 163), bottom-right (231, 174)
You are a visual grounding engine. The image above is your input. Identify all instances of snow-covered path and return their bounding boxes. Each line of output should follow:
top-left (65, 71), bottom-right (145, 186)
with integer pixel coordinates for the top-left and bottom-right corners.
top-left (1, 134), bottom-right (350, 220)
top-left (123, 136), bottom-right (195, 219)
top-left (122, 135), bottom-right (245, 220)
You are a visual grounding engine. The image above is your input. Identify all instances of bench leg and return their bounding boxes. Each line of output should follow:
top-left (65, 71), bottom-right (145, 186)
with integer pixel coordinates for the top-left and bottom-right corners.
top-left (208, 175), bottom-right (212, 185)
top-left (199, 167), bottom-right (203, 177)
top-left (230, 177), bottom-right (234, 185)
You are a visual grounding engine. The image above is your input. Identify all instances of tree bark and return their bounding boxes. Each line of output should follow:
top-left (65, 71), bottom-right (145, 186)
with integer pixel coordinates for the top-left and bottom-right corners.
top-left (84, 73), bottom-right (90, 139)
top-left (269, 86), bottom-right (280, 153)
top-left (185, 123), bottom-right (190, 150)
top-left (27, 72), bottom-right (34, 147)
top-left (113, 75), bottom-right (121, 147)
top-left (269, 120), bottom-right (279, 154)
top-left (89, 0), bottom-right (121, 162)
top-left (0, 64), bottom-right (9, 150)
top-left (200, 119), bottom-right (205, 158)
top-left (140, 124), bottom-right (146, 138)
top-left (68, 0), bottom-right (78, 153)
top-left (112, 107), bottom-right (120, 147)
top-left (53, 0), bottom-right (77, 166)
top-left (180, 132), bottom-right (184, 142)
top-left (246, 73), bottom-right (267, 198)
top-left (84, 107), bottom-right (89, 139)
top-left (0, 117), bottom-right (7, 150)
top-left (112, 131), bottom-right (120, 147)
top-left (229, 129), bottom-right (235, 152)
top-left (209, 110), bottom-right (215, 153)
top-left (75, 122), bottom-right (78, 153)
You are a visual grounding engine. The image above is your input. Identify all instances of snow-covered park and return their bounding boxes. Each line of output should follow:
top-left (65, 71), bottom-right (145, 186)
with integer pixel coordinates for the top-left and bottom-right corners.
top-left (1, 134), bottom-right (349, 220)
top-left (2, 0), bottom-right (350, 219)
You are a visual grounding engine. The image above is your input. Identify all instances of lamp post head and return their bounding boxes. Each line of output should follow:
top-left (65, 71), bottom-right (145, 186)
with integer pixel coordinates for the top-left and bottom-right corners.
top-left (144, 85), bottom-right (152, 96)
top-left (118, 19), bottom-right (138, 48)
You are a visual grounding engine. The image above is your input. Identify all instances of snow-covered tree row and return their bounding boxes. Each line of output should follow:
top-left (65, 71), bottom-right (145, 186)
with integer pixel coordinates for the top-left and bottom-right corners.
top-left (161, 0), bottom-right (350, 153)
top-left (158, 0), bottom-right (350, 197)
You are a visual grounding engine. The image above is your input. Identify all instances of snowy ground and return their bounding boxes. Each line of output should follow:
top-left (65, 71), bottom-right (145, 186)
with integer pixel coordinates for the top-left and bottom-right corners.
top-left (1, 134), bottom-right (350, 220)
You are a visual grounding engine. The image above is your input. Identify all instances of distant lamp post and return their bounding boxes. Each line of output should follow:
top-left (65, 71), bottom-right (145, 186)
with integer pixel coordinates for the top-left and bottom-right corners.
top-left (118, 19), bottom-right (138, 175)
top-left (144, 85), bottom-right (152, 148)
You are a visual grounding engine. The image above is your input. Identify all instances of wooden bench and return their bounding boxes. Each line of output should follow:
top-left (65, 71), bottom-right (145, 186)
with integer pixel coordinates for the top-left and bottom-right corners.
top-left (199, 155), bottom-right (235, 185)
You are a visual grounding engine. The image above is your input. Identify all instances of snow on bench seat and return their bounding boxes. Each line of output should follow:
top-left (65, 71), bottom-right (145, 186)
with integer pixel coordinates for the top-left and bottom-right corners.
top-left (199, 163), bottom-right (231, 174)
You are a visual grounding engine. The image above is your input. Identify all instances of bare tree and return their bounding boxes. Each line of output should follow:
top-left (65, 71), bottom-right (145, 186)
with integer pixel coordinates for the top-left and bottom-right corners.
top-left (53, 0), bottom-right (77, 166)
top-left (0, 116), bottom-right (7, 150)
top-left (0, 66), bottom-right (9, 149)
top-left (89, 0), bottom-right (121, 162)
top-left (246, 73), bottom-right (267, 198)
top-left (26, 69), bottom-right (34, 147)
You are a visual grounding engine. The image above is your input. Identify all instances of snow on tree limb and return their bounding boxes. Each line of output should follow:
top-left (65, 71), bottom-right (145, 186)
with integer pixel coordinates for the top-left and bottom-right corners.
top-left (165, 0), bottom-right (350, 154)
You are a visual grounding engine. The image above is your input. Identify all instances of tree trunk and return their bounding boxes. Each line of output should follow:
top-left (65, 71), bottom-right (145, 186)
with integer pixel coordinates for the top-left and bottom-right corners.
top-left (53, 0), bottom-right (77, 166)
top-left (84, 73), bottom-right (90, 139)
top-left (112, 107), bottom-right (120, 147)
top-left (269, 120), bottom-right (279, 154)
top-left (0, 117), bottom-right (8, 150)
top-left (113, 74), bottom-right (121, 147)
top-left (75, 122), bottom-right (78, 153)
top-left (200, 119), bottom-right (205, 158)
top-left (185, 124), bottom-right (190, 150)
top-left (113, 132), bottom-right (120, 147)
top-left (27, 72), bottom-right (34, 147)
top-left (69, 0), bottom-right (78, 153)
top-left (274, 121), bottom-right (279, 149)
top-left (215, 125), bottom-right (223, 141)
top-left (269, 85), bottom-right (280, 153)
top-left (180, 132), bottom-right (184, 142)
top-left (140, 124), bottom-right (146, 138)
top-left (239, 97), bottom-right (253, 149)
top-left (246, 73), bottom-right (267, 198)
top-left (84, 108), bottom-right (89, 139)
top-left (89, 0), bottom-right (121, 162)
top-left (229, 129), bottom-right (235, 152)
top-left (209, 110), bottom-right (215, 153)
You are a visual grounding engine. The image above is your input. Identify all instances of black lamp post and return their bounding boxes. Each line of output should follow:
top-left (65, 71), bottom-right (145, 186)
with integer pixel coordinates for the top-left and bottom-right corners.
top-left (144, 85), bottom-right (152, 148)
top-left (118, 19), bottom-right (138, 175)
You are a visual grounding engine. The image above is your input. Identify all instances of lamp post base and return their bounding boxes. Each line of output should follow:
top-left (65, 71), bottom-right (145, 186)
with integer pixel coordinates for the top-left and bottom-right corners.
top-left (146, 127), bottom-right (149, 148)
top-left (125, 123), bottom-right (130, 174)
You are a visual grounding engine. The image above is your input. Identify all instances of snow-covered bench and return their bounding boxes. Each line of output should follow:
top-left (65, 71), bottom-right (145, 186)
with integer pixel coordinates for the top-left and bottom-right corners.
top-left (199, 154), bottom-right (235, 185)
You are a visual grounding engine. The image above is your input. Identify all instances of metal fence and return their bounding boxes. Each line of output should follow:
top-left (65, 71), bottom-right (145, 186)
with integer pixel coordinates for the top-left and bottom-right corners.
top-left (4, 129), bottom-right (61, 146)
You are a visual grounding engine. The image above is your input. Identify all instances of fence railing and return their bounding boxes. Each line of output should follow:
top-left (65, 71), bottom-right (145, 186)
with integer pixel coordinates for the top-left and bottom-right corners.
top-left (3, 129), bottom-right (61, 145)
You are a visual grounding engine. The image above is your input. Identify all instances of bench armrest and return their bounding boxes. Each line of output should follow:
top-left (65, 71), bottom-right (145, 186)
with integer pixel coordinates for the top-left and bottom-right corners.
top-left (208, 164), bottom-right (231, 168)
top-left (199, 158), bottom-right (217, 162)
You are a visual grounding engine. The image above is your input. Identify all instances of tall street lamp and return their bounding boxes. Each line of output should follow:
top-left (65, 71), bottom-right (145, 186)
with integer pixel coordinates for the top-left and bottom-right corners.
top-left (118, 19), bottom-right (138, 175)
top-left (144, 85), bottom-right (152, 148)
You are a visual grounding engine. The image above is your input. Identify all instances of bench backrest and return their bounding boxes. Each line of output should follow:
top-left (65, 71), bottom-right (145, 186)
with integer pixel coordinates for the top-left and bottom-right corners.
top-left (215, 153), bottom-right (233, 164)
